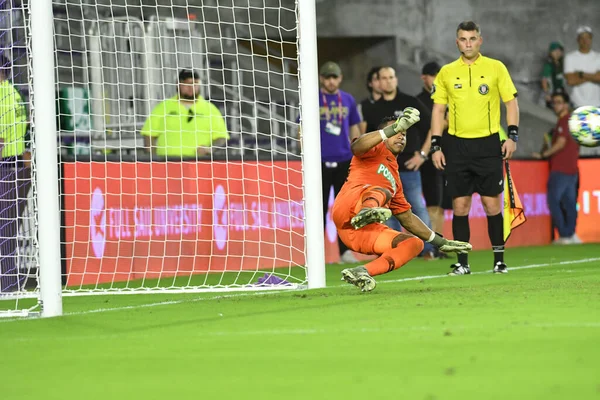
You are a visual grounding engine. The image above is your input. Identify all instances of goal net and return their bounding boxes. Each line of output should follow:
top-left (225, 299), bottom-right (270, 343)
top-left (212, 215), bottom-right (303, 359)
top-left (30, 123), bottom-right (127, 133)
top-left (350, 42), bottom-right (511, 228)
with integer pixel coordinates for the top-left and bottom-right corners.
top-left (0, 0), bottom-right (40, 317)
top-left (1, 0), bottom-right (322, 317)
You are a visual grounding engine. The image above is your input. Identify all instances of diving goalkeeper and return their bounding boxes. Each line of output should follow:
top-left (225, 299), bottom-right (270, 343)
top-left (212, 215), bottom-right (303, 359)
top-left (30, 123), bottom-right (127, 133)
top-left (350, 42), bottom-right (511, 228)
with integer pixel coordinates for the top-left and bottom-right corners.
top-left (332, 108), bottom-right (472, 292)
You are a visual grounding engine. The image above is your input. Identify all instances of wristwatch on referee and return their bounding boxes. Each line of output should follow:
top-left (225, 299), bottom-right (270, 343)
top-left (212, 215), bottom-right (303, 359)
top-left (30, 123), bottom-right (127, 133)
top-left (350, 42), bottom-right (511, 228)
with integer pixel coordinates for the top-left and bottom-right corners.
top-left (507, 125), bottom-right (519, 143)
top-left (419, 150), bottom-right (428, 161)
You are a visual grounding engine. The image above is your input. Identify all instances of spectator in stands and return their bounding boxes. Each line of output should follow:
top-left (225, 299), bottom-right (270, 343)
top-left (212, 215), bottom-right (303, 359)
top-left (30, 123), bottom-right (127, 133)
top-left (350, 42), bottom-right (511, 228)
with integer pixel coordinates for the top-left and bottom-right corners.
top-left (318, 61), bottom-right (362, 263)
top-left (357, 66), bottom-right (382, 134)
top-left (532, 91), bottom-right (581, 245)
top-left (564, 26), bottom-right (600, 108)
top-left (368, 66), bottom-right (437, 259)
top-left (141, 69), bottom-right (229, 158)
top-left (0, 54), bottom-right (30, 292)
top-left (541, 41), bottom-right (565, 109)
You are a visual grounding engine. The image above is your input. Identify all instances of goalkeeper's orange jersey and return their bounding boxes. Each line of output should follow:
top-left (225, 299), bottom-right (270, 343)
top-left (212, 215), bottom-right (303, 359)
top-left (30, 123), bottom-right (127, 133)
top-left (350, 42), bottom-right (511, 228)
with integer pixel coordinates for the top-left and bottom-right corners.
top-left (334, 142), bottom-right (411, 219)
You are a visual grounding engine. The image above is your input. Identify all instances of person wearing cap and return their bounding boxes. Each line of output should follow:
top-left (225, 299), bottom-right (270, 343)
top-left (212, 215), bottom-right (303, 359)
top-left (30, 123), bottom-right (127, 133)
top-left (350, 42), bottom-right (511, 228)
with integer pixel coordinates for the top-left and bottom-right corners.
top-left (414, 61), bottom-right (449, 258)
top-left (141, 69), bottom-right (229, 158)
top-left (541, 41), bottom-right (566, 109)
top-left (564, 26), bottom-right (600, 108)
top-left (357, 66), bottom-right (382, 134)
top-left (0, 54), bottom-right (29, 292)
top-left (430, 21), bottom-right (520, 276)
top-left (317, 61), bottom-right (362, 264)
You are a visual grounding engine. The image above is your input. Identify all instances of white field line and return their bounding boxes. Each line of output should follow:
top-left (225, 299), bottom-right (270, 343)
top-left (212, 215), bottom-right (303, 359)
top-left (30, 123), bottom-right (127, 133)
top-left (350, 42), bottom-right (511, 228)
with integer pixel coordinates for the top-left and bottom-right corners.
top-left (9, 322), bottom-right (600, 343)
top-left (1, 257), bottom-right (598, 323)
top-left (377, 256), bottom-right (600, 285)
top-left (193, 323), bottom-right (600, 337)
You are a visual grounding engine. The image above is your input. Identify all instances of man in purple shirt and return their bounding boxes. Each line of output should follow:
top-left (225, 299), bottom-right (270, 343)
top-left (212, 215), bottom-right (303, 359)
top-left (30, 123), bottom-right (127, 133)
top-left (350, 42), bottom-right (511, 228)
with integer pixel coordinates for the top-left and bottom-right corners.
top-left (319, 61), bottom-right (361, 263)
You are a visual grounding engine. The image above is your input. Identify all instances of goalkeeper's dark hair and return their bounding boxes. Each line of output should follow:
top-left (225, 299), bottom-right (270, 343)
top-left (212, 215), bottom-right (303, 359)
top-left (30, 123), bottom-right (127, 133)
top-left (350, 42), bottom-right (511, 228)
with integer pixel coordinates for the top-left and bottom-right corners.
top-left (551, 90), bottom-right (570, 104)
top-left (365, 66), bottom-right (381, 91)
top-left (377, 116), bottom-right (397, 129)
top-left (457, 21), bottom-right (481, 35)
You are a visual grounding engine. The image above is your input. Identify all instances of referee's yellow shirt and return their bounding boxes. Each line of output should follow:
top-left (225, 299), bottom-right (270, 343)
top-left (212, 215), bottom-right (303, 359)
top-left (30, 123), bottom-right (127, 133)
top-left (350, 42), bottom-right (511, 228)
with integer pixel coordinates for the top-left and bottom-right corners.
top-left (431, 54), bottom-right (517, 139)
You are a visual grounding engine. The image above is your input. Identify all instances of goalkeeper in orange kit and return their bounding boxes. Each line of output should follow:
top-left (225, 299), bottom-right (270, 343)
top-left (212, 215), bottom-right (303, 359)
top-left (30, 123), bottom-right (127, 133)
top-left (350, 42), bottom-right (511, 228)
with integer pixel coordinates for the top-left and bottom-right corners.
top-left (332, 108), bottom-right (472, 292)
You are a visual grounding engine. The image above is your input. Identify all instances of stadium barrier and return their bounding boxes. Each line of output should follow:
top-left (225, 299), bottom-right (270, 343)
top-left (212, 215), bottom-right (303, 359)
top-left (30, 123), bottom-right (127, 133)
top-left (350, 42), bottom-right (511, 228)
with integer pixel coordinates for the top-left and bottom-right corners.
top-left (324, 159), bottom-right (599, 262)
top-left (60, 158), bottom-right (600, 276)
top-left (61, 158), bottom-right (305, 286)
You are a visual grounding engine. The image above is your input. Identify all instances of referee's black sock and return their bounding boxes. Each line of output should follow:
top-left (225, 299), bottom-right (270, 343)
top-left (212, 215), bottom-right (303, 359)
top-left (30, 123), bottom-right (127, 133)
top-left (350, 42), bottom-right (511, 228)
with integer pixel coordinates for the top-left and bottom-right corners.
top-left (452, 215), bottom-right (470, 266)
top-left (487, 213), bottom-right (505, 264)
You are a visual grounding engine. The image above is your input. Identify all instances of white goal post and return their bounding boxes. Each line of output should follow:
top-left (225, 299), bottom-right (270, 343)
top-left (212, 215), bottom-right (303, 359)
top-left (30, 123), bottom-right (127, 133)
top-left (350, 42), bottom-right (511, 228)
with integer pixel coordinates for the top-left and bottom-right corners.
top-left (0, 0), bottom-right (325, 318)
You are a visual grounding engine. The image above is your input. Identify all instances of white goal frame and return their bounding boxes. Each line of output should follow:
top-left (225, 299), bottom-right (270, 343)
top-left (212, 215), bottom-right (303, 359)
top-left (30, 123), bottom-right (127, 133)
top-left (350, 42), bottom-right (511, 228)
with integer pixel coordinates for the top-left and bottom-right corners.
top-left (1, 0), bottom-right (324, 318)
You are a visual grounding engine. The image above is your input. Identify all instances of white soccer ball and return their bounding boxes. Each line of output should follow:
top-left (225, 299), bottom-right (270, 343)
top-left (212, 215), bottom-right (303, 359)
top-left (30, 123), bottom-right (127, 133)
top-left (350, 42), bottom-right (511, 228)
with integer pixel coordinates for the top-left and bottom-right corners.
top-left (568, 106), bottom-right (600, 147)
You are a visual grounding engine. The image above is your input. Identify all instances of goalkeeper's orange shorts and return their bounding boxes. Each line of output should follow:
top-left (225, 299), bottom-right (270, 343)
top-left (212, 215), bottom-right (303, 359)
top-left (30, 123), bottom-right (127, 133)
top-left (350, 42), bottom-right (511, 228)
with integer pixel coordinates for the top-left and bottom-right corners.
top-left (332, 186), bottom-right (401, 256)
top-left (337, 222), bottom-right (400, 256)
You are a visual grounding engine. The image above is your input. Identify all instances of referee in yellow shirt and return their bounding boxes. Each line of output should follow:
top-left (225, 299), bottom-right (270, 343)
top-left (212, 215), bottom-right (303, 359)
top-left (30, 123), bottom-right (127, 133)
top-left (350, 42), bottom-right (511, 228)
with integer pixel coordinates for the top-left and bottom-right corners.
top-left (430, 21), bottom-right (519, 275)
top-left (0, 55), bottom-right (29, 292)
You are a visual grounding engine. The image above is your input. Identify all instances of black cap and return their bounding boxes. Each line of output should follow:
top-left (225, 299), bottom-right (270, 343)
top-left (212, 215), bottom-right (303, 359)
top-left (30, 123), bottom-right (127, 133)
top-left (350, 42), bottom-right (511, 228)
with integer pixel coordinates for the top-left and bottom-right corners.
top-left (421, 61), bottom-right (441, 76)
top-left (178, 69), bottom-right (200, 82)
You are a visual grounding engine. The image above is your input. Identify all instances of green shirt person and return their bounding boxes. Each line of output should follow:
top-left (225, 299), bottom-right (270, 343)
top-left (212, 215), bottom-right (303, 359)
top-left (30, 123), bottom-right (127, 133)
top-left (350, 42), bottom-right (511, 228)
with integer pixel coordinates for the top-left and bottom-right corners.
top-left (0, 79), bottom-right (27, 159)
top-left (541, 42), bottom-right (565, 108)
top-left (141, 70), bottom-right (229, 157)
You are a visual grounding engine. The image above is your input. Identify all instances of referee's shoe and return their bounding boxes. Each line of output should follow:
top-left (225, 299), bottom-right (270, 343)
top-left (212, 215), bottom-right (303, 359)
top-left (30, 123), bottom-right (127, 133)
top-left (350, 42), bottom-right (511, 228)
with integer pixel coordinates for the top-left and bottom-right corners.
top-left (448, 263), bottom-right (471, 275)
top-left (493, 262), bottom-right (509, 274)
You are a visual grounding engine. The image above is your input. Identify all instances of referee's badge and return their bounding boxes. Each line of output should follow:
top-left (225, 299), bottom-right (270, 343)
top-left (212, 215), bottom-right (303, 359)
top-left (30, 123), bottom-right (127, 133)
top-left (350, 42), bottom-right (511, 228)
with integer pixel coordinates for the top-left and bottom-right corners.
top-left (478, 83), bottom-right (489, 95)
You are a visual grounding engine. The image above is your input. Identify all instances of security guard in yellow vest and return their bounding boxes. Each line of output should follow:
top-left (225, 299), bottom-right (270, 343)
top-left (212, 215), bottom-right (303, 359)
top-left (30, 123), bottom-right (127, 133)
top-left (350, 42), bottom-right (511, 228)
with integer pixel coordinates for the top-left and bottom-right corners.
top-left (141, 70), bottom-right (229, 158)
top-left (430, 21), bottom-right (520, 276)
top-left (0, 55), bottom-right (30, 292)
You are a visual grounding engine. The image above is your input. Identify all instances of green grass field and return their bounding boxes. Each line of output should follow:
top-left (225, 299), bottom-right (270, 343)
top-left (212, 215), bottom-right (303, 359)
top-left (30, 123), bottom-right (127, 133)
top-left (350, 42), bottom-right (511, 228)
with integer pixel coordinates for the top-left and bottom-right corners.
top-left (2, 244), bottom-right (599, 400)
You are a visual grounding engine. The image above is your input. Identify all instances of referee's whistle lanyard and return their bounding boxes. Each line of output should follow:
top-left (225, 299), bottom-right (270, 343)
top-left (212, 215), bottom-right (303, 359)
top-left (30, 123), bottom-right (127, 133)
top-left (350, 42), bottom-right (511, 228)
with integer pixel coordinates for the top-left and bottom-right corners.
top-left (321, 91), bottom-right (343, 127)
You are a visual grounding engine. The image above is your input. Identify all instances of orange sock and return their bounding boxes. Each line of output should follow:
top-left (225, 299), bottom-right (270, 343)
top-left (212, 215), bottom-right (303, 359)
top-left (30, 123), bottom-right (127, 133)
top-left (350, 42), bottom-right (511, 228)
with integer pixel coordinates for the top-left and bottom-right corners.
top-left (360, 188), bottom-right (391, 209)
top-left (365, 236), bottom-right (424, 276)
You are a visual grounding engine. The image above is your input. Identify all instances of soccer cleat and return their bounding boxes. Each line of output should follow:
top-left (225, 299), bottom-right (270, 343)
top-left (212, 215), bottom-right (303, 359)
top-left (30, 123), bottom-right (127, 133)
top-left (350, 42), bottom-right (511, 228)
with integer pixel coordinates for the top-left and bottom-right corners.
top-left (351, 207), bottom-right (392, 229)
top-left (493, 262), bottom-right (508, 274)
top-left (448, 262), bottom-right (471, 276)
top-left (341, 266), bottom-right (377, 292)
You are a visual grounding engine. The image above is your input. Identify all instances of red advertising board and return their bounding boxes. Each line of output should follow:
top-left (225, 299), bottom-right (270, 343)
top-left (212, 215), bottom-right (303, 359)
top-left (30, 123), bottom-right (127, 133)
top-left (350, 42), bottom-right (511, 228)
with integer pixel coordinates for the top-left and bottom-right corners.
top-left (63, 159), bottom-right (599, 285)
top-left (576, 158), bottom-right (600, 242)
top-left (63, 162), bottom-right (306, 286)
top-left (324, 160), bottom-right (555, 260)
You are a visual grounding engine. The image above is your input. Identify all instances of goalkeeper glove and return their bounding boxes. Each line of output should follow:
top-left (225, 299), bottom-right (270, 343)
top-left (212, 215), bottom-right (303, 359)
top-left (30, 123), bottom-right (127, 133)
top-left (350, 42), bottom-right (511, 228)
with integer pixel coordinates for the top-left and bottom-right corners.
top-left (438, 240), bottom-right (472, 254)
top-left (381, 107), bottom-right (420, 138)
top-left (428, 232), bottom-right (472, 254)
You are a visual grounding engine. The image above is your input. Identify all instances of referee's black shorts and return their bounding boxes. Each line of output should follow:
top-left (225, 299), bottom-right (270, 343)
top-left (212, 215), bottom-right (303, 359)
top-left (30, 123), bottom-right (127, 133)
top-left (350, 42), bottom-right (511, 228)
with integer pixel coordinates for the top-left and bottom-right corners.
top-left (444, 132), bottom-right (503, 199)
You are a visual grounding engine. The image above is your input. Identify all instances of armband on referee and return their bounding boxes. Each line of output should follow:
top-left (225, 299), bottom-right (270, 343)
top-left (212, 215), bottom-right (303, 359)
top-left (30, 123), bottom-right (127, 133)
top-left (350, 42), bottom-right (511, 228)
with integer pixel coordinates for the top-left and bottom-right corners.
top-left (430, 135), bottom-right (442, 154)
top-left (507, 125), bottom-right (519, 143)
